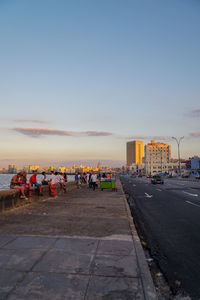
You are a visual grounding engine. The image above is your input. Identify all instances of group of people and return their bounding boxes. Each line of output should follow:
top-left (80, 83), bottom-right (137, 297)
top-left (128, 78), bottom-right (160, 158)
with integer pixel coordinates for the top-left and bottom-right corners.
top-left (75, 172), bottom-right (110, 190)
top-left (10, 170), bottom-right (113, 198)
top-left (10, 170), bottom-right (68, 199)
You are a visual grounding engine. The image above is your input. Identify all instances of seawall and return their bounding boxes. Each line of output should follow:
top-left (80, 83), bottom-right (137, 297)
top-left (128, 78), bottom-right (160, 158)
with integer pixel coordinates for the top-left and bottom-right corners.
top-left (0, 182), bottom-right (76, 212)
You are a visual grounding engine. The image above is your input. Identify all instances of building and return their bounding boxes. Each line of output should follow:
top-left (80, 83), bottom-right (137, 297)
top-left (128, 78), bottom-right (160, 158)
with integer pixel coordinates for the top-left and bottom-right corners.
top-left (145, 140), bottom-right (171, 174)
top-left (126, 141), bottom-right (143, 166)
top-left (58, 166), bottom-right (66, 173)
top-left (8, 164), bottom-right (15, 174)
top-left (23, 165), bottom-right (40, 173)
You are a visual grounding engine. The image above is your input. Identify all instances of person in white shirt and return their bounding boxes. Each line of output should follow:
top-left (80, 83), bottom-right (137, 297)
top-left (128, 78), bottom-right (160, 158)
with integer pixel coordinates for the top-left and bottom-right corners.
top-left (91, 172), bottom-right (97, 190)
top-left (58, 172), bottom-right (66, 193)
top-left (86, 173), bottom-right (90, 185)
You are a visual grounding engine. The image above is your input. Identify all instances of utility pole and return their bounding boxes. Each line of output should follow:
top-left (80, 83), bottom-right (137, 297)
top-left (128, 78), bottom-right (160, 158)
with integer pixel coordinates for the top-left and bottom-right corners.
top-left (172, 137), bottom-right (184, 176)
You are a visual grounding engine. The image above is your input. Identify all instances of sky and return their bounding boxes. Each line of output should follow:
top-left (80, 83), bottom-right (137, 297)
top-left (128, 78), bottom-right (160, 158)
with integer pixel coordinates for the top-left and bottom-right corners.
top-left (0, 0), bottom-right (200, 167)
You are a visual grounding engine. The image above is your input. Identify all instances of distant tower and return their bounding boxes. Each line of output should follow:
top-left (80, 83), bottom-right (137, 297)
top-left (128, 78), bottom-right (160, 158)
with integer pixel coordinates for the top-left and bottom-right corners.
top-left (97, 161), bottom-right (101, 170)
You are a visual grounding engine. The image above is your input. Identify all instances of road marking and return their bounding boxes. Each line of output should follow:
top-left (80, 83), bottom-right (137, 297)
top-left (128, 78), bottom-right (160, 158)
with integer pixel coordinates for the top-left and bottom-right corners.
top-left (183, 191), bottom-right (198, 197)
top-left (186, 201), bottom-right (200, 208)
top-left (156, 189), bottom-right (162, 192)
top-left (133, 184), bottom-right (136, 187)
top-left (145, 193), bottom-right (153, 198)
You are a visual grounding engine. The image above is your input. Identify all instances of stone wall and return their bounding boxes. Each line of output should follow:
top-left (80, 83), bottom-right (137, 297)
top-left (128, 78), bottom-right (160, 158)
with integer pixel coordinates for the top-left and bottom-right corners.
top-left (0, 182), bottom-right (76, 212)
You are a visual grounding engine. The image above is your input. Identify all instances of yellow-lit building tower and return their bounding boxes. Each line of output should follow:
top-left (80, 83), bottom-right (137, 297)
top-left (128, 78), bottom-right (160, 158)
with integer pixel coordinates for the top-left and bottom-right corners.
top-left (126, 141), bottom-right (144, 166)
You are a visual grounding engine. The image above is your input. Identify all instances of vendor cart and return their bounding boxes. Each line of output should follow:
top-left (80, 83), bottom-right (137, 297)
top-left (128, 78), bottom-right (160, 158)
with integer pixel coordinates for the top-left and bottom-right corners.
top-left (100, 178), bottom-right (116, 191)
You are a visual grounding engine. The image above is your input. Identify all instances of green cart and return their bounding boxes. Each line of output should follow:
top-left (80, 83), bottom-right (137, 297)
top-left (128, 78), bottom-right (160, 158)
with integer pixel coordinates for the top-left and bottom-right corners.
top-left (100, 179), bottom-right (116, 191)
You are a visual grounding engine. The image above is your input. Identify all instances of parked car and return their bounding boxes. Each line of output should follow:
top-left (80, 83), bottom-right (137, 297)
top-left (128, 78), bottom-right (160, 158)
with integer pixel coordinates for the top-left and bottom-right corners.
top-left (138, 174), bottom-right (143, 177)
top-left (182, 174), bottom-right (189, 178)
top-left (196, 175), bottom-right (200, 179)
top-left (146, 174), bottom-right (152, 178)
top-left (151, 175), bottom-right (164, 184)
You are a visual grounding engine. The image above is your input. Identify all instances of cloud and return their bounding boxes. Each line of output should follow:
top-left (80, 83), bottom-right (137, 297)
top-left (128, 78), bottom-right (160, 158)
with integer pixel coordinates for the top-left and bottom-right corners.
top-left (14, 119), bottom-right (49, 124)
top-left (126, 135), bottom-right (170, 141)
top-left (189, 132), bottom-right (200, 138)
top-left (85, 131), bottom-right (112, 136)
top-left (186, 109), bottom-right (200, 118)
top-left (14, 127), bottom-right (74, 137)
top-left (13, 127), bottom-right (113, 138)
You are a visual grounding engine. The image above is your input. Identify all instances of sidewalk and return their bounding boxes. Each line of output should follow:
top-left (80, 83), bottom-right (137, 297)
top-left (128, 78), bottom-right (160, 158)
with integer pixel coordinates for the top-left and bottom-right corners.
top-left (0, 180), bottom-right (157, 300)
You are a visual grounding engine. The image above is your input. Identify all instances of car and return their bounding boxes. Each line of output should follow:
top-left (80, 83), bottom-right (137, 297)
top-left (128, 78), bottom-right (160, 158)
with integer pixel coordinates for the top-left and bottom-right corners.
top-left (138, 174), bottom-right (143, 177)
top-left (182, 174), bottom-right (189, 178)
top-left (146, 174), bottom-right (152, 178)
top-left (151, 175), bottom-right (164, 184)
top-left (196, 175), bottom-right (200, 179)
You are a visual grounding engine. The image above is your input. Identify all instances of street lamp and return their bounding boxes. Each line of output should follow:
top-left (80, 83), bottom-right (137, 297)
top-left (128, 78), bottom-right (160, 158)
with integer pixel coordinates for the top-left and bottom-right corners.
top-left (172, 136), bottom-right (184, 176)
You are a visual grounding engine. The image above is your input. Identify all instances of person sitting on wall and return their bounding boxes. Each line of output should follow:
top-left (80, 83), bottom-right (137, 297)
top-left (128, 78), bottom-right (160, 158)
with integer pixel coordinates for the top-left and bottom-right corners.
top-left (29, 170), bottom-right (43, 196)
top-left (19, 171), bottom-right (32, 198)
top-left (10, 173), bottom-right (28, 200)
top-left (41, 171), bottom-right (49, 185)
top-left (64, 172), bottom-right (68, 183)
top-left (49, 171), bottom-right (59, 197)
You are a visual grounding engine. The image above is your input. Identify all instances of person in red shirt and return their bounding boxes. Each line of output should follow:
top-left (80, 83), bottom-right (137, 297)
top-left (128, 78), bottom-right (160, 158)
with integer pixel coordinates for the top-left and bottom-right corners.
top-left (29, 171), bottom-right (43, 196)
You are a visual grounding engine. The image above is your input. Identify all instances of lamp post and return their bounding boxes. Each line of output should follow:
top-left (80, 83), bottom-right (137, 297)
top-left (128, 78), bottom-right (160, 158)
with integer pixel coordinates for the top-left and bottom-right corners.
top-left (172, 136), bottom-right (184, 176)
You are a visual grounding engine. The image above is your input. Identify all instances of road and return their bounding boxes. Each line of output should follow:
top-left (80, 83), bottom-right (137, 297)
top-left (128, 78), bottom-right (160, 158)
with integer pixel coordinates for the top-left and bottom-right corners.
top-left (120, 175), bottom-right (200, 299)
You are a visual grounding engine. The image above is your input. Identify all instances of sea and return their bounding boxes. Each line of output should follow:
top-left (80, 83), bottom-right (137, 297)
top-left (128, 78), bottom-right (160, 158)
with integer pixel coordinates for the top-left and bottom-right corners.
top-left (0, 174), bottom-right (75, 191)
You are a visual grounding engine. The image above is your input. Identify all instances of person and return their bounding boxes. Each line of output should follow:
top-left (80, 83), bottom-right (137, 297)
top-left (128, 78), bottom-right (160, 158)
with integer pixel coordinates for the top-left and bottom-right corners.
top-left (75, 172), bottom-right (81, 189)
top-left (10, 173), bottom-right (28, 199)
top-left (64, 173), bottom-right (68, 183)
top-left (29, 171), bottom-right (43, 196)
top-left (41, 171), bottom-right (48, 185)
top-left (49, 171), bottom-right (56, 197)
top-left (91, 172), bottom-right (97, 191)
top-left (58, 172), bottom-right (66, 193)
top-left (81, 173), bottom-right (85, 184)
top-left (19, 171), bottom-right (32, 198)
top-left (86, 173), bottom-right (90, 185)
top-left (89, 172), bottom-right (92, 188)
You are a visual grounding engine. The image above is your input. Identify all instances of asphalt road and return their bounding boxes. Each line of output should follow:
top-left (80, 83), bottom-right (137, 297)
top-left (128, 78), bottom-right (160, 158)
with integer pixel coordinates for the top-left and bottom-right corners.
top-left (120, 175), bottom-right (200, 299)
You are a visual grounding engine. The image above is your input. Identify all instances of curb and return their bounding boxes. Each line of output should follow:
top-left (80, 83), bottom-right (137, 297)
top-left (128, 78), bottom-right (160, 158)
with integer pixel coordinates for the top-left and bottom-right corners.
top-left (117, 179), bottom-right (158, 300)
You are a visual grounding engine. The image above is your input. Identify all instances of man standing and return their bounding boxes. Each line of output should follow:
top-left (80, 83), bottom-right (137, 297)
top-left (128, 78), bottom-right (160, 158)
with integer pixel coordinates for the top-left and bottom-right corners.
top-left (91, 172), bottom-right (97, 191)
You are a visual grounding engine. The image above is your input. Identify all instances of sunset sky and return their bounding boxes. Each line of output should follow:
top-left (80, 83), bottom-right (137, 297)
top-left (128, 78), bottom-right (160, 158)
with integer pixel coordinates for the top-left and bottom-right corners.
top-left (0, 0), bottom-right (200, 167)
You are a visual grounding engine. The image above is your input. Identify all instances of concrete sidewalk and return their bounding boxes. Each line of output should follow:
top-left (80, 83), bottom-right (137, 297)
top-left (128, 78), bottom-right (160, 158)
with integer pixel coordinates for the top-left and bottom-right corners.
top-left (0, 180), bottom-right (157, 300)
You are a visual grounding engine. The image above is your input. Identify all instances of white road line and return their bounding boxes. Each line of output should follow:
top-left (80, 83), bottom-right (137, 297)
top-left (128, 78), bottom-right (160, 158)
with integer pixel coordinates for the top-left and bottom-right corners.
top-left (133, 184), bottom-right (136, 187)
top-left (186, 201), bottom-right (200, 208)
top-left (156, 189), bottom-right (162, 192)
top-left (145, 193), bottom-right (153, 198)
top-left (183, 191), bottom-right (198, 197)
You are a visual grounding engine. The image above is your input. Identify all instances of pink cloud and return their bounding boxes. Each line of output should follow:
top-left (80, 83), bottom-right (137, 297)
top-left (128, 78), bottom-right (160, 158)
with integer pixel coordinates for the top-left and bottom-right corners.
top-left (13, 127), bottom-right (113, 138)
top-left (186, 109), bottom-right (200, 118)
top-left (127, 135), bottom-right (170, 141)
top-left (190, 132), bottom-right (200, 138)
top-left (14, 119), bottom-right (49, 124)
top-left (85, 131), bottom-right (113, 136)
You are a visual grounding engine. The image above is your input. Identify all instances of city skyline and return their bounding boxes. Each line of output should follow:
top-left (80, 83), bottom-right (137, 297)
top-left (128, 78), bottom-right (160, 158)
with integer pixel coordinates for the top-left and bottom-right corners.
top-left (0, 0), bottom-right (200, 166)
